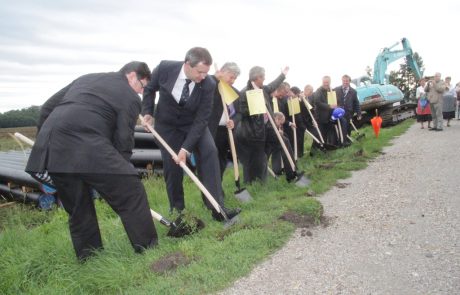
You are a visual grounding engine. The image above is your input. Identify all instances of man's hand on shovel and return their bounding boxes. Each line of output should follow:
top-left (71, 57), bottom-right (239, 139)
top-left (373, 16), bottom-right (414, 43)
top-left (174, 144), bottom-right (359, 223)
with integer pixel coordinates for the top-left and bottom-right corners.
top-left (142, 114), bottom-right (154, 131)
top-left (226, 119), bottom-right (234, 130)
top-left (175, 149), bottom-right (188, 165)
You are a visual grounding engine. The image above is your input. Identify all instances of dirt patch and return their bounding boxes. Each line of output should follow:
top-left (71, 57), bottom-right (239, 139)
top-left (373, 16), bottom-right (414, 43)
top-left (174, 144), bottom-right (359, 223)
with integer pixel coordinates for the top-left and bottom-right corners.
top-left (315, 163), bottom-right (336, 169)
top-left (335, 182), bottom-right (350, 189)
top-left (354, 149), bottom-right (364, 157)
top-left (150, 251), bottom-right (192, 274)
top-left (279, 211), bottom-right (333, 229)
top-left (279, 211), bottom-right (316, 228)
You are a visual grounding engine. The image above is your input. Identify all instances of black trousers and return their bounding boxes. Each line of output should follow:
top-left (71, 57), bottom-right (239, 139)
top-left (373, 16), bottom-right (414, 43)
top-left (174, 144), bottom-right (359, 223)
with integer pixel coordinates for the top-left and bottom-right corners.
top-left (296, 127), bottom-right (306, 158)
top-left (215, 126), bottom-right (231, 177)
top-left (266, 134), bottom-right (296, 180)
top-left (50, 173), bottom-right (157, 261)
top-left (237, 138), bottom-right (267, 184)
top-left (158, 127), bottom-right (223, 212)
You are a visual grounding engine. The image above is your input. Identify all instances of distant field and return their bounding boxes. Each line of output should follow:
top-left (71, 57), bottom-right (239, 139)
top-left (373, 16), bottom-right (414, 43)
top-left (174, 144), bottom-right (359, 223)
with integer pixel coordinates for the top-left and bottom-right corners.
top-left (0, 126), bottom-right (36, 151)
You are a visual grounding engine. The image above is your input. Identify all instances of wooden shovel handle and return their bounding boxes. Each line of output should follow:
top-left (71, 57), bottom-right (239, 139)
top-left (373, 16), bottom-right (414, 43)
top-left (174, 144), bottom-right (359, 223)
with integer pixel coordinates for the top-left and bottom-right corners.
top-left (220, 94), bottom-right (240, 182)
top-left (265, 108), bottom-right (296, 171)
top-left (139, 115), bottom-right (224, 216)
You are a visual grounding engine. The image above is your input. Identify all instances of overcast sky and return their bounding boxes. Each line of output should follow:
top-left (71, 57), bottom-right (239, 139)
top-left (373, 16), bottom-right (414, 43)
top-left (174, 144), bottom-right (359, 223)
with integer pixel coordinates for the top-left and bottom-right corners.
top-left (1, 0), bottom-right (459, 113)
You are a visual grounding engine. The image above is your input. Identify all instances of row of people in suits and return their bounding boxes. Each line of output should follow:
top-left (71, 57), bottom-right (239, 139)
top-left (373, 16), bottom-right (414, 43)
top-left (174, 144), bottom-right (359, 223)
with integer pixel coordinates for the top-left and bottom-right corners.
top-left (26, 46), bottom-right (361, 261)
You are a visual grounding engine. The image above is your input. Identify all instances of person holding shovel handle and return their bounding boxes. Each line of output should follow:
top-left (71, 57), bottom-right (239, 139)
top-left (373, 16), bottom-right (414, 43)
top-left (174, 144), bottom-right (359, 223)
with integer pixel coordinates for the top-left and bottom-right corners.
top-left (141, 47), bottom-right (240, 222)
top-left (26, 62), bottom-right (158, 261)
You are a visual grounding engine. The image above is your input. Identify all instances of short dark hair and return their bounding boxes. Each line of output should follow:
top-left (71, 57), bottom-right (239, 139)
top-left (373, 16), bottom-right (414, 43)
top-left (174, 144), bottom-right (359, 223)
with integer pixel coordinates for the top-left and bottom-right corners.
top-left (342, 74), bottom-right (351, 81)
top-left (119, 61), bottom-right (151, 80)
top-left (185, 47), bottom-right (213, 67)
top-left (290, 86), bottom-right (301, 95)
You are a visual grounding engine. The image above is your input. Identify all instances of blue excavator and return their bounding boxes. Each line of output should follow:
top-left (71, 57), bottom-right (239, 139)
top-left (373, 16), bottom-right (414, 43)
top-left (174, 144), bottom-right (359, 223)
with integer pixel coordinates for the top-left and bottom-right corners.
top-left (352, 38), bottom-right (423, 126)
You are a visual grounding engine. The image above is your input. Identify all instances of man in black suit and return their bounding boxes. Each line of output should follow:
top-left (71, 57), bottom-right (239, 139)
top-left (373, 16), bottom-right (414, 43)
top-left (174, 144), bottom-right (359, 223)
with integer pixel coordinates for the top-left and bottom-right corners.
top-left (235, 65), bottom-right (290, 183)
top-left (334, 74), bottom-right (361, 143)
top-left (313, 76), bottom-right (335, 145)
top-left (207, 62), bottom-right (241, 177)
top-left (26, 62), bottom-right (158, 261)
top-left (270, 82), bottom-right (290, 175)
top-left (289, 86), bottom-right (308, 158)
top-left (142, 47), bottom-right (239, 221)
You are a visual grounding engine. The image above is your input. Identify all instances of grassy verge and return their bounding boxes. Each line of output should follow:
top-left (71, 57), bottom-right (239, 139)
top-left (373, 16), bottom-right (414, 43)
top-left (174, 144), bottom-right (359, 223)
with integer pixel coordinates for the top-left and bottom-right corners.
top-left (0, 126), bottom-right (36, 151)
top-left (0, 120), bottom-right (413, 294)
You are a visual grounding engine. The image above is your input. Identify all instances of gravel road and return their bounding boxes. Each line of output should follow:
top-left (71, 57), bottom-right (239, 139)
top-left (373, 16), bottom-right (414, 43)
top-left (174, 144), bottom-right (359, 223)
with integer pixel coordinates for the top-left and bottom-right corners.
top-left (221, 121), bottom-right (460, 295)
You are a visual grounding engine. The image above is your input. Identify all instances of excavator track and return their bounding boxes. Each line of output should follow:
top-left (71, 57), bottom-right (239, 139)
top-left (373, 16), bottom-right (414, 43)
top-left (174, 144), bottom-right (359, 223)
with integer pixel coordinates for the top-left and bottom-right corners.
top-left (379, 102), bottom-right (416, 127)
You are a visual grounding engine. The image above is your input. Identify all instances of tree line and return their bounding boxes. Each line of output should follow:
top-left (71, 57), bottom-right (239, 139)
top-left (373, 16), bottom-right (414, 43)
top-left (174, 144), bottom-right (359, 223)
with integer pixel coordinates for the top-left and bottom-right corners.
top-left (0, 106), bottom-right (40, 128)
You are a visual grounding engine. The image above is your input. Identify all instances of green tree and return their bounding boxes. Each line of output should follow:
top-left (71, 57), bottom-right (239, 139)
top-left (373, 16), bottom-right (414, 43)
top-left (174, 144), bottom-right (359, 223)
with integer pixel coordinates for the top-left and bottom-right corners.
top-left (0, 106), bottom-right (40, 128)
top-left (389, 52), bottom-right (425, 102)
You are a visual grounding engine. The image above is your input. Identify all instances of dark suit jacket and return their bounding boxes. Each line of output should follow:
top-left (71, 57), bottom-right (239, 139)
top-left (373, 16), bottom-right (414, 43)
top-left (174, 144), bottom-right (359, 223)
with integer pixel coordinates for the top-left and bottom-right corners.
top-left (207, 76), bottom-right (240, 138)
top-left (142, 61), bottom-right (216, 152)
top-left (313, 87), bottom-right (333, 124)
top-left (334, 86), bottom-right (361, 119)
top-left (26, 72), bottom-right (140, 175)
top-left (235, 73), bottom-right (286, 142)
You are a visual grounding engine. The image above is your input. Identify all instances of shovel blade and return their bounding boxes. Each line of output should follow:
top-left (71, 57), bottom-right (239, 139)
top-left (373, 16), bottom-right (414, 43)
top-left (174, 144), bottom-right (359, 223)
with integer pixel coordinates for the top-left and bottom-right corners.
top-left (223, 215), bottom-right (240, 229)
top-left (295, 175), bottom-right (311, 188)
top-left (234, 189), bottom-right (252, 203)
top-left (323, 143), bottom-right (339, 151)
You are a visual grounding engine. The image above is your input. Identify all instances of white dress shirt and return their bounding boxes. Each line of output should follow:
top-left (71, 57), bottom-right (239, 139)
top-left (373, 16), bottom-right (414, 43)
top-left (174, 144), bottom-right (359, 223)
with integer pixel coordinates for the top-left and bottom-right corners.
top-left (171, 64), bottom-right (195, 103)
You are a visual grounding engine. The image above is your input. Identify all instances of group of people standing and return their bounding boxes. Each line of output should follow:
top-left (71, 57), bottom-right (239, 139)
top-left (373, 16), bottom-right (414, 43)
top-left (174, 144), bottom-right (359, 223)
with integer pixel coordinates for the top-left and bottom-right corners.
top-left (25, 46), bottom-right (363, 261)
top-left (416, 73), bottom-right (460, 130)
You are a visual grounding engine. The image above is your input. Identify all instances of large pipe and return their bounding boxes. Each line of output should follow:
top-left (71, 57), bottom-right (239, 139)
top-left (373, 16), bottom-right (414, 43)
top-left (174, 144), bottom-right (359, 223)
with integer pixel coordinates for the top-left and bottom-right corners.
top-left (0, 183), bottom-right (40, 202)
top-left (130, 149), bottom-right (162, 165)
top-left (0, 166), bottom-right (40, 188)
top-left (134, 132), bottom-right (159, 149)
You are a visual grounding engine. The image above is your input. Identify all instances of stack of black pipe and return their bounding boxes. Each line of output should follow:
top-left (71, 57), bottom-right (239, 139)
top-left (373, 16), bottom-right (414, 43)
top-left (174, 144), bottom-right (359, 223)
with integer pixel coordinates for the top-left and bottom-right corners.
top-left (0, 126), bottom-right (163, 205)
top-left (132, 125), bottom-right (163, 174)
top-left (0, 150), bottom-right (45, 204)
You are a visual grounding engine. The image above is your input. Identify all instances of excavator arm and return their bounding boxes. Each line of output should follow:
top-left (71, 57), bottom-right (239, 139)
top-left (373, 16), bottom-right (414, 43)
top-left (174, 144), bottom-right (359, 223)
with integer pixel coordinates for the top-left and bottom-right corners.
top-left (372, 38), bottom-right (423, 84)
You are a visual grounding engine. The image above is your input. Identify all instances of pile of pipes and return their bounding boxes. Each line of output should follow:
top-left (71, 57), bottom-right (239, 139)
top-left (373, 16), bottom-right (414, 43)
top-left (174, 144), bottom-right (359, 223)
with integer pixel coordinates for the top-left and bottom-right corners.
top-left (0, 127), bottom-right (163, 208)
top-left (0, 150), bottom-right (55, 209)
top-left (132, 125), bottom-right (163, 174)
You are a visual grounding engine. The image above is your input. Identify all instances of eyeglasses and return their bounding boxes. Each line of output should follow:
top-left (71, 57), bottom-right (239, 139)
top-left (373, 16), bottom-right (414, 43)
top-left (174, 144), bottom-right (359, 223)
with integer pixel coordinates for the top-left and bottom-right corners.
top-left (137, 77), bottom-right (146, 88)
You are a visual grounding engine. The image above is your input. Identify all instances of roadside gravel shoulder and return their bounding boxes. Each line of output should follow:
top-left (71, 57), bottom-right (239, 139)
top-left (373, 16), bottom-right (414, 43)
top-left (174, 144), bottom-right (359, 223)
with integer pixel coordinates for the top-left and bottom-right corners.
top-left (220, 121), bottom-right (460, 294)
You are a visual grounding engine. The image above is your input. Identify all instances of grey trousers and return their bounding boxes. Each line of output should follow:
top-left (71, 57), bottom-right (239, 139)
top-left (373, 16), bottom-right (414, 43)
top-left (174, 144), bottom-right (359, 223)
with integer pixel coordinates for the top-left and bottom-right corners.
top-left (430, 102), bottom-right (443, 129)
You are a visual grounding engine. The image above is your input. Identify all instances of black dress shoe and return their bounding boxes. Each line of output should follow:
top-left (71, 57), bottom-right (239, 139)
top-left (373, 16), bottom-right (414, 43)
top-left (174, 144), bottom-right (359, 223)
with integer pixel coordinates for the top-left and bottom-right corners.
top-left (428, 128), bottom-right (437, 131)
top-left (435, 128), bottom-right (443, 131)
top-left (287, 171), bottom-right (304, 183)
top-left (212, 207), bottom-right (241, 221)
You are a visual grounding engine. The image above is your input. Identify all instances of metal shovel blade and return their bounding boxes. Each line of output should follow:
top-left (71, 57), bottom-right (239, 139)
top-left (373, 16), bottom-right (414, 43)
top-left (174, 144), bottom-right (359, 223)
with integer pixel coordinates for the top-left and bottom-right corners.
top-left (223, 215), bottom-right (240, 229)
top-left (295, 175), bottom-right (311, 188)
top-left (234, 188), bottom-right (252, 203)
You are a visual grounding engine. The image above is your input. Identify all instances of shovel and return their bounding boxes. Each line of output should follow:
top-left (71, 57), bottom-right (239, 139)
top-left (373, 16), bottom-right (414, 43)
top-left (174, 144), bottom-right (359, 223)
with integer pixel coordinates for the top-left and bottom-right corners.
top-left (337, 118), bottom-right (344, 145)
top-left (289, 98), bottom-right (298, 161)
top-left (139, 115), bottom-right (239, 228)
top-left (150, 209), bottom-right (204, 238)
top-left (219, 87), bottom-right (252, 203)
top-left (265, 107), bottom-right (310, 188)
top-left (349, 119), bottom-right (365, 140)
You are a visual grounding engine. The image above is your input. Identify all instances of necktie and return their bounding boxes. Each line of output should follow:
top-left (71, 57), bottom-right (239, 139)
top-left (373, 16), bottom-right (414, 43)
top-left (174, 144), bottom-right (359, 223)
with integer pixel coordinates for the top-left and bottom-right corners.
top-left (227, 103), bottom-right (235, 118)
top-left (343, 87), bottom-right (349, 98)
top-left (179, 79), bottom-right (192, 106)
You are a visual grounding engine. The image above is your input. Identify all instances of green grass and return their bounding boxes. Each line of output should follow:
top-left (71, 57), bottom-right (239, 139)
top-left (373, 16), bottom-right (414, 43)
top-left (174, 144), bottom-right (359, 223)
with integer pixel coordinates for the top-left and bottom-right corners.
top-left (0, 126), bottom-right (36, 151)
top-left (0, 120), bottom-right (413, 295)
